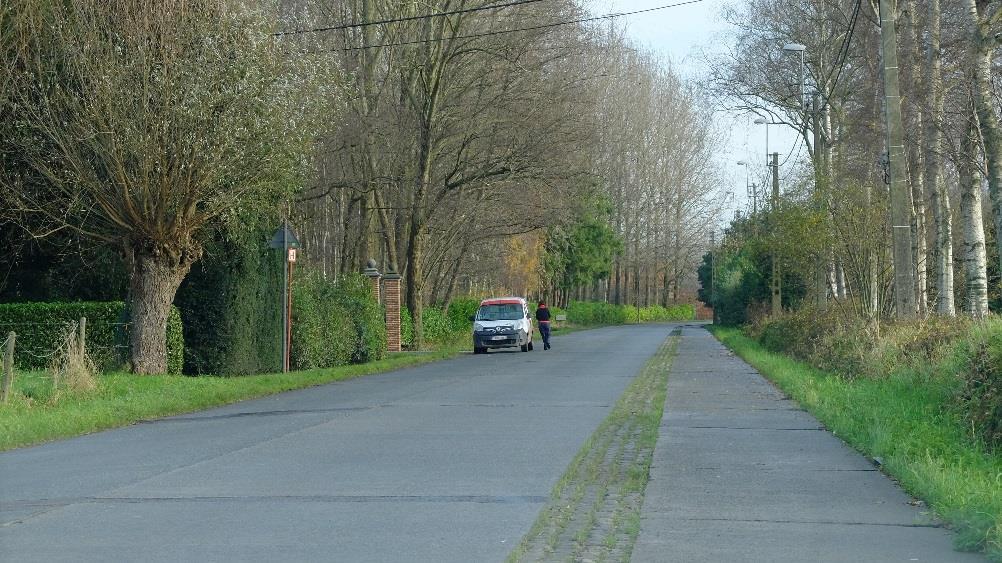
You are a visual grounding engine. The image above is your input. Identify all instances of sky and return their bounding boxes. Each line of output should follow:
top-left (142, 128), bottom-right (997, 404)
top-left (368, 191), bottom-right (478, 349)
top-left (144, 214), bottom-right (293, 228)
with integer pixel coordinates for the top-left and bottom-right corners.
top-left (590, 0), bottom-right (805, 224)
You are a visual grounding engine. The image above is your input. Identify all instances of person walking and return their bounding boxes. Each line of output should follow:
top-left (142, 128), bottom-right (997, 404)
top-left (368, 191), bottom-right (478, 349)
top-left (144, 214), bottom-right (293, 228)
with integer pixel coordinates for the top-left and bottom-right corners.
top-left (535, 301), bottom-right (552, 350)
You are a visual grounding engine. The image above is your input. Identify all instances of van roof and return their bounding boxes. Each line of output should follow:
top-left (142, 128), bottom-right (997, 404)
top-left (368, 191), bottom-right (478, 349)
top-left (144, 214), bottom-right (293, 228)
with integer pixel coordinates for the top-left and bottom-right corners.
top-left (479, 297), bottom-right (525, 306)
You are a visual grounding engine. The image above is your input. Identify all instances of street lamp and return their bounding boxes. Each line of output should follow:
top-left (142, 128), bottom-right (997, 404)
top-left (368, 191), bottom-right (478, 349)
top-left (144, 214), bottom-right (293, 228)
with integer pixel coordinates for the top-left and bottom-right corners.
top-left (783, 42), bottom-right (806, 110)
top-left (753, 117), bottom-right (771, 167)
top-left (269, 221), bottom-right (300, 373)
top-left (737, 160), bottom-right (757, 213)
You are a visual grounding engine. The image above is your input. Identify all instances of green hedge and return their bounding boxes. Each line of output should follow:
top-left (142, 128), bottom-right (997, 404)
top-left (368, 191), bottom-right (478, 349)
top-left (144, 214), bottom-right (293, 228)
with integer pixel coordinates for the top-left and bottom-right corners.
top-left (291, 272), bottom-right (386, 370)
top-left (565, 301), bottom-right (695, 326)
top-left (399, 297), bottom-right (480, 349)
top-left (0, 301), bottom-right (184, 374)
top-left (175, 231), bottom-right (283, 375)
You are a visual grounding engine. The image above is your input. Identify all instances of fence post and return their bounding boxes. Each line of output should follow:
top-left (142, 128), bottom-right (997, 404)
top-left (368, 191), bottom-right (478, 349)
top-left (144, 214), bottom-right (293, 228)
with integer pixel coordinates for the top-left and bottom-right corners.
top-left (2, 332), bottom-right (14, 403)
top-left (79, 317), bottom-right (87, 357)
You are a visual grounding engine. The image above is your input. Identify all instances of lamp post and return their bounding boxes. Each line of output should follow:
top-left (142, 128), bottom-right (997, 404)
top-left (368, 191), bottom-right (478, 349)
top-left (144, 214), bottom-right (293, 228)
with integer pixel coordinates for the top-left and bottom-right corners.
top-left (269, 221), bottom-right (300, 373)
top-left (737, 160), bottom-right (756, 214)
top-left (709, 230), bottom-right (716, 325)
top-left (753, 117), bottom-right (771, 167)
top-left (783, 43), bottom-right (806, 110)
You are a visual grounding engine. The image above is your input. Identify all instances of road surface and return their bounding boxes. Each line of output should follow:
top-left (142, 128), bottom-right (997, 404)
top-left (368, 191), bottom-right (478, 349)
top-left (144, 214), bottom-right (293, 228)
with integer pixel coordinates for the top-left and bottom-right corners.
top-left (0, 324), bottom-right (672, 562)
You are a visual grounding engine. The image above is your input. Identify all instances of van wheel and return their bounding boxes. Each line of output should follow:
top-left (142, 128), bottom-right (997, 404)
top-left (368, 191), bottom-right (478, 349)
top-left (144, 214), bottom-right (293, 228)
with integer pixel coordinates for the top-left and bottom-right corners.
top-left (528, 341), bottom-right (534, 351)
top-left (520, 333), bottom-right (529, 352)
top-left (474, 347), bottom-right (486, 354)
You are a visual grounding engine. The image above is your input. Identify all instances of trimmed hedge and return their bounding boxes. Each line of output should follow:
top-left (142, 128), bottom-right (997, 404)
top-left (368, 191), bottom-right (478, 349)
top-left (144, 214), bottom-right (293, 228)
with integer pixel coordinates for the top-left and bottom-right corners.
top-left (399, 298), bottom-right (481, 349)
top-left (175, 231), bottom-right (283, 375)
top-left (0, 301), bottom-right (184, 374)
top-left (397, 298), bottom-right (694, 349)
top-left (566, 301), bottom-right (695, 326)
top-left (291, 272), bottom-right (386, 370)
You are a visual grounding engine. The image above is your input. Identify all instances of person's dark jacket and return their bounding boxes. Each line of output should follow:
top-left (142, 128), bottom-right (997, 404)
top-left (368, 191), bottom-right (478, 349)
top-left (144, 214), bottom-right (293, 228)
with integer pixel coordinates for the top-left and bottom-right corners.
top-left (535, 306), bottom-right (551, 323)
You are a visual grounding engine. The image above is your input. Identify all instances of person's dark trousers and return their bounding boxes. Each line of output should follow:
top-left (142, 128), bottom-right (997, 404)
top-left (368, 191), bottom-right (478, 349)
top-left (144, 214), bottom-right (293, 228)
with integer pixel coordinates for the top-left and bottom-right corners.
top-left (539, 322), bottom-right (551, 349)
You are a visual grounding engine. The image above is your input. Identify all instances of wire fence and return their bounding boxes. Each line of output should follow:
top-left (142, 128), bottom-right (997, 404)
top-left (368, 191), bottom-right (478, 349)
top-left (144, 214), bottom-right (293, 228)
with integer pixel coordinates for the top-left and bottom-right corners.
top-left (0, 318), bottom-right (131, 371)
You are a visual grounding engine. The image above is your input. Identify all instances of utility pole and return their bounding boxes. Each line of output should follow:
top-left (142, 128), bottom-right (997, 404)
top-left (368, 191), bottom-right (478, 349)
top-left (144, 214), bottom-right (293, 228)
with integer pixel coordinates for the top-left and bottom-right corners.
top-left (710, 230), bottom-right (717, 325)
top-left (879, 0), bottom-right (917, 318)
top-left (771, 152), bottom-right (781, 316)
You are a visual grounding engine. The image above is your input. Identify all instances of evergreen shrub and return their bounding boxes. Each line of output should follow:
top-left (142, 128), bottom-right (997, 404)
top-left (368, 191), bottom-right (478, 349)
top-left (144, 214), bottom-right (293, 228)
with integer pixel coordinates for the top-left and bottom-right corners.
top-left (336, 273), bottom-right (386, 364)
top-left (175, 232), bottom-right (282, 375)
top-left (291, 272), bottom-right (386, 370)
top-left (447, 297), bottom-right (480, 330)
top-left (566, 301), bottom-right (628, 325)
top-left (401, 306), bottom-right (414, 348)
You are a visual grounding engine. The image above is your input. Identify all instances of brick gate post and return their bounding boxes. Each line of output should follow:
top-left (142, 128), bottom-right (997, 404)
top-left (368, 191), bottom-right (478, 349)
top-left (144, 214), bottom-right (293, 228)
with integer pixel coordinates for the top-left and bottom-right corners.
top-left (363, 259), bottom-right (382, 304)
top-left (383, 272), bottom-right (402, 352)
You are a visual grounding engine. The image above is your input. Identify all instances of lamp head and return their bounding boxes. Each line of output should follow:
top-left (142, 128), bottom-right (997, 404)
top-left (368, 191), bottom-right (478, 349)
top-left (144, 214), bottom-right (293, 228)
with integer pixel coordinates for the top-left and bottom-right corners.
top-left (783, 43), bottom-right (806, 52)
top-left (753, 117), bottom-right (767, 125)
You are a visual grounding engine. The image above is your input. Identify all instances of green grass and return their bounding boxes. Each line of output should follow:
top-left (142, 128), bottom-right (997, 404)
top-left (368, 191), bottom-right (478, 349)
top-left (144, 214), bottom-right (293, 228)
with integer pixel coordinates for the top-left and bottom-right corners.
top-left (0, 341), bottom-right (468, 452)
top-left (711, 326), bottom-right (1002, 561)
top-left (0, 324), bottom-right (615, 452)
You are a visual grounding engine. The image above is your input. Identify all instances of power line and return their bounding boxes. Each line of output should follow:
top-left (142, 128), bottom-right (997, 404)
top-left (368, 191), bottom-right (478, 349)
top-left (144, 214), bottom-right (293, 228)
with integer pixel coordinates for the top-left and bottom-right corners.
top-left (273, 0), bottom-right (549, 37)
top-left (817, 0), bottom-right (861, 114)
top-left (312, 0), bottom-right (707, 51)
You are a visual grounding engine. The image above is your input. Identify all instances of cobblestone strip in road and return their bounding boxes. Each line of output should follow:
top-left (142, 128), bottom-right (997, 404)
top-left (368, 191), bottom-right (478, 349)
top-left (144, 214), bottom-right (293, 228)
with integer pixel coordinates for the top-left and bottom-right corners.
top-left (508, 330), bottom-right (680, 563)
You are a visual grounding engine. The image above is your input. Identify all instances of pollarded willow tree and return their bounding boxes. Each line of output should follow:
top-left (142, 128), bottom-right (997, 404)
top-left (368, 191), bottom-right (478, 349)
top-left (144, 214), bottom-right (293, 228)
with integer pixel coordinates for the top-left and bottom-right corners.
top-left (2, 0), bottom-right (338, 373)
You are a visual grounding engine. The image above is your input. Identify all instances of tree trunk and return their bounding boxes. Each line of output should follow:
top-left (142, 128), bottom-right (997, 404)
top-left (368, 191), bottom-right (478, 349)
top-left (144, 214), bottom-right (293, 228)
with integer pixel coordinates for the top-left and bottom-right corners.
top-left (968, 0), bottom-right (1002, 285)
top-left (926, 0), bottom-right (954, 315)
top-left (405, 220), bottom-right (425, 349)
top-left (961, 117), bottom-right (990, 317)
top-left (811, 95), bottom-right (829, 307)
top-left (125, 246), bottom-right (194, 374)
top-left (904, 0), bottom-right (928, 315)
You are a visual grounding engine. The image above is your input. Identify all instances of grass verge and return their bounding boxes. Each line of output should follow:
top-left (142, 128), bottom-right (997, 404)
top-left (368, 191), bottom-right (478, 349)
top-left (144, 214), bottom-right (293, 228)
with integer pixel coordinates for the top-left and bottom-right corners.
top-left (711, 326), bottom-right (1002, 561)
top-left (507, 331), bottom-right (679, 562)
top-left (0, 325), bottom-right (605, 452)
top-left (0, 339), bottom-right (469, 452)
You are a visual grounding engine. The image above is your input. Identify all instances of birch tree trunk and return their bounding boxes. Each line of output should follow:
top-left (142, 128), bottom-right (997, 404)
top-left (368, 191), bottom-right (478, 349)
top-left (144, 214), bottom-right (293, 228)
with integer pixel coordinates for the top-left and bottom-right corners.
top-left (904, 0), bottom-right (927, 315)
top-left (960, 117), bottom-right (989, 317)
top-left (967, 0), bottom-right (1002, 284)
top-left (925, 0), bottom-right (954, 315)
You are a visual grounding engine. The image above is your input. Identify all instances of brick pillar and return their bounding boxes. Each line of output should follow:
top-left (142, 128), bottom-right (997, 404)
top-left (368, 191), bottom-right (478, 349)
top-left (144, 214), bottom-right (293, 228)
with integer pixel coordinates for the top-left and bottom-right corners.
top-left (363, 259), bottom-right (381, 304)
top-left (383, 272), bottom-right (402, 352)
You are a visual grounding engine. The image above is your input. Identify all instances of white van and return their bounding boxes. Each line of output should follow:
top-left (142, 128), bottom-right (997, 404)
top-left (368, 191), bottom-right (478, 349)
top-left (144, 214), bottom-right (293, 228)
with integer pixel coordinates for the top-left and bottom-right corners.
top-left (471, 297), bottom-right (534, 354)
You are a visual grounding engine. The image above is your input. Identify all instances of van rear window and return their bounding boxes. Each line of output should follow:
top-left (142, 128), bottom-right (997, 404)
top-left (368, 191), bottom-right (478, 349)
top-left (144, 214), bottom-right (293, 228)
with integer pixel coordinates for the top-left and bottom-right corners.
top-left (476, 304), bottom-right (523, 321)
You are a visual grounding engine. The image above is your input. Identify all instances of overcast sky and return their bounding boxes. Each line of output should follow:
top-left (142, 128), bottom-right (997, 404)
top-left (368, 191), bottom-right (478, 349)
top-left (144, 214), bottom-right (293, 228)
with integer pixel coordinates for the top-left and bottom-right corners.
top-left (590, 0), bottom-right (805, 222)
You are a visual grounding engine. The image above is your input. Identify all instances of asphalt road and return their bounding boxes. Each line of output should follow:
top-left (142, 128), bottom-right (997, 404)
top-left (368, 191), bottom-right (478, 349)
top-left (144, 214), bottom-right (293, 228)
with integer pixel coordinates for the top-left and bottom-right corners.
top-left (0, 324), bottom-right (675, 563)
